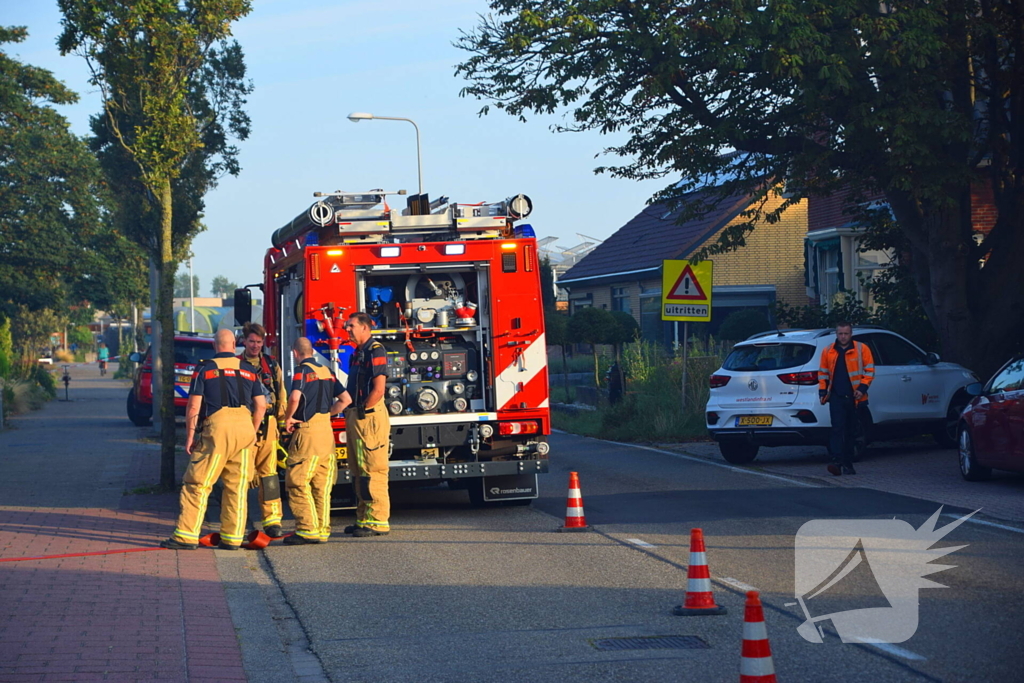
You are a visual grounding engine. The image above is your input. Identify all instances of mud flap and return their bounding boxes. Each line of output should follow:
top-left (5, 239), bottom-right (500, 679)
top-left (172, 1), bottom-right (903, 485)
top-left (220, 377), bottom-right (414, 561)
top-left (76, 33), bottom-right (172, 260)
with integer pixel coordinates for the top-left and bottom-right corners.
top-left (261, 474), bottom-right (281, 501)
top-left (482, 474), bottom-right (539, 502)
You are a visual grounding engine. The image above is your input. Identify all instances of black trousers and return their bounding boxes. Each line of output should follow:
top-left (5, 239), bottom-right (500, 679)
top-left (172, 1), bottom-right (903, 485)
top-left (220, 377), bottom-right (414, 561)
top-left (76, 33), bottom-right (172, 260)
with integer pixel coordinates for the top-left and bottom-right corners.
top-left (828, 395), bottom-right (861, 466)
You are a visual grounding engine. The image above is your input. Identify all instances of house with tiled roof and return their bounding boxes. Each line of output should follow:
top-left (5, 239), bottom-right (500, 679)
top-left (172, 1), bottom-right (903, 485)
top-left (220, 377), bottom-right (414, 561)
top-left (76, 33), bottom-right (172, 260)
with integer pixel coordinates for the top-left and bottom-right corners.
top-left (558, 186), bottom-right (809, 344)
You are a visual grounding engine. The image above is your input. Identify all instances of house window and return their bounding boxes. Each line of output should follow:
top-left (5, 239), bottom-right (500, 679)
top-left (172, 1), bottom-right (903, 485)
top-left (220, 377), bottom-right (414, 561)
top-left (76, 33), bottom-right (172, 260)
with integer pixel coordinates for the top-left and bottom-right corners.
top-left (816, 244), bottom-right (842, 306)
top-left (852, 247), bottom-right (892, 308)
top-left (612, 287), bottom-right (631, 314)
top-left (639, 286), bottom-right (661, 342)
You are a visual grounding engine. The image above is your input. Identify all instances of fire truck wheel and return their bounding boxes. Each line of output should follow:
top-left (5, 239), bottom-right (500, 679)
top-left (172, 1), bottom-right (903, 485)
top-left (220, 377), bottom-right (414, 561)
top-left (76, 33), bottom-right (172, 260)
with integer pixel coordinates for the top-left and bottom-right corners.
top-left (126, 390), bottom-right (151, 426)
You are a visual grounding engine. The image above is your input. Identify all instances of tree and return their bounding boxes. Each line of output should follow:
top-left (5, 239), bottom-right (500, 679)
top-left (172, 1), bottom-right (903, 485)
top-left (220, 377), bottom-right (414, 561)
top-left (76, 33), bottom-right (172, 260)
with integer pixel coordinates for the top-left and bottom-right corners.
top-left (457, 1), bottom-right (1024, 377)
top-left (59, 0), bottom-right (253, 487)
top-left (539, 256), bottom-right (556, 310)
top-left (607, 310), bottom-right (639, 396)
top-left (544, 307), bottom-right (571, 400)
top-left (0, 27), bottom-right (104, 321)
top-left (567, 306), bottom-right (615, 388)
top-left (209, 275), bottom-right (238, 298)
top-left (174, 273), bottom-right (201, 298)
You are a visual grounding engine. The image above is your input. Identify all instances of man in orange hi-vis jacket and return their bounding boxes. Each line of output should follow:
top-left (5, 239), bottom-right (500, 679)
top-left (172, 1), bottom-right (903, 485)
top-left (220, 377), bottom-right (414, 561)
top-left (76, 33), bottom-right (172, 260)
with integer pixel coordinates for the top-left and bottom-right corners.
top-left (818, 322), bottom-right (874, 476)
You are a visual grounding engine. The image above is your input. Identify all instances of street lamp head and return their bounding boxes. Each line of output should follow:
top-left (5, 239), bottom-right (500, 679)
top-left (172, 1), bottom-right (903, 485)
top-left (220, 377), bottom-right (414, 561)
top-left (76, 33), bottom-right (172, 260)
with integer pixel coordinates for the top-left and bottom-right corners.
top-left (347, 112), bottom-right (374, 122)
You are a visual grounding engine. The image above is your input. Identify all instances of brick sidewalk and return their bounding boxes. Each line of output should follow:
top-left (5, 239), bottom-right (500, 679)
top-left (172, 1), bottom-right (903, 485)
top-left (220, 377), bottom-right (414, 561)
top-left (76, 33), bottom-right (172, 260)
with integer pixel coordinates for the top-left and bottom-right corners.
top-left (0, 363), bottom-right (246, 682)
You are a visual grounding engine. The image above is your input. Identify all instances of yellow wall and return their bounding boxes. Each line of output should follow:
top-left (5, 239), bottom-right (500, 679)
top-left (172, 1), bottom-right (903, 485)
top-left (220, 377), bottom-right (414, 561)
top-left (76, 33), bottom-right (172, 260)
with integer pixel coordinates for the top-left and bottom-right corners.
top-left (567, 195), bottom-right (809, 320)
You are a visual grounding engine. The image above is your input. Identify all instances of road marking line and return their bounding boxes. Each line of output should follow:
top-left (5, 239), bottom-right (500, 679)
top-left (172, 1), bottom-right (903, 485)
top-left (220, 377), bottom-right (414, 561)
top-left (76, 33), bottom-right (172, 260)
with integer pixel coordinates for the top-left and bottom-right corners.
top-left (943, 513), bottom-right (1024, 535)
top-left (624, 538), bottom-right (655, 548)
top-left (856, 638), bottom-right (928, 661)
top-left (719, 577), bottom-right (758, 592)
top-left (597, 438), bottom-right (819, 488)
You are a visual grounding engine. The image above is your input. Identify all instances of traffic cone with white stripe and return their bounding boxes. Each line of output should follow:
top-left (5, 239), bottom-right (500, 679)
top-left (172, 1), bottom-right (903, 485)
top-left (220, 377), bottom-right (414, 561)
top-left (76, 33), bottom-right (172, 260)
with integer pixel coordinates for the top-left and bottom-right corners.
top-left (556, 471), bottom-right (591, 532)
top-left (672, 528), bottom-right (727, 615)
top-left (740, 591), bottom-right (776, 682)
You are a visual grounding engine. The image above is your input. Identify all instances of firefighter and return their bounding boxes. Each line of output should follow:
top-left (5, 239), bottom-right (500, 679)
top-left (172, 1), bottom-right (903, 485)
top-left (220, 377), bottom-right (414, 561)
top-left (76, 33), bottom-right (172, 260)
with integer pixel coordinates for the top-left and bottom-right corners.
top-left (818, 321), bottom-right (875, 476)
top-left (282, 337), bottom-right (350, 545)
top-left (238, 322), bottom-right (288, 538)
top-left (161, 329), bottom-right (267, 550)
top-left (342, 312), bottom-right (392, 538)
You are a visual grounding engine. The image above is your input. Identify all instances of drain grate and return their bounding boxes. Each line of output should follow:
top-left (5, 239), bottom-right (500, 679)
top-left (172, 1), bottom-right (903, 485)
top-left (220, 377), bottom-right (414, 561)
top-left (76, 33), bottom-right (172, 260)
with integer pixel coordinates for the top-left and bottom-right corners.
top-left (590, 635), bottom-right (711, 651)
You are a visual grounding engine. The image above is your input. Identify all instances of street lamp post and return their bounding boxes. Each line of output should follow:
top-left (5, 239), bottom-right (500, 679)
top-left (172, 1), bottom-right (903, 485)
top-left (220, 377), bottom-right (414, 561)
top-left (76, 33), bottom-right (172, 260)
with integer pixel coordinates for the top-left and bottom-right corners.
top-left (188, 255), bottom-right (195, 333)
top-left (347, 112), bottom-right (423, 195)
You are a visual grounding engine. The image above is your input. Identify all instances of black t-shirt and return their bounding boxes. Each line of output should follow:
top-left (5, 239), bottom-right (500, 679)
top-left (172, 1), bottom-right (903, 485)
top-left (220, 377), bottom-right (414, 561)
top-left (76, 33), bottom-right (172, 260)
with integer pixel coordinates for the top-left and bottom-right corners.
top-left (290, 358), bottom-right (345, 422)
top-left (831, 343), bottom-right (854, 398)
top-left (346, 340), bottom-right (388, 407)
top-left (189, 352), bottom-right (266, 417)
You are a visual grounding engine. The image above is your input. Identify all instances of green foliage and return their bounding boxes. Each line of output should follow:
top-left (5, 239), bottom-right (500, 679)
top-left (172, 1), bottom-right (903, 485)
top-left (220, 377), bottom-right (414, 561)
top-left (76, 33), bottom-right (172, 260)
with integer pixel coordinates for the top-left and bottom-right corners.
top-left (539, 256), bottom-right (556, 310)
top-left (567, 306), bottom-right (616, 386)
top-left (456, 1), bottom-right (1024, 376)
top-left (553, 338), bottom-right (728, 442)
top-left (566, 307), bottom-right (614, 345)
top-left (607, 310), bottom-right (640, 346)
top-left (59, 0), bottom-right (253, 488)
top-left (209, 275), bottom-right (238, 298)
top-left (0, 317), bottom-right (11, 378)
top-left (717, 309), bottom-right (772, 342)
top-left (9, 306), bottom-right (61, 359)
top-left (174, 273), bottom-right (201, 298)
top-left (32, 364), bottom-right (56, 399)
top-left (0, 26), bottom-right (106, 321)
top-left (544, 307), bottom-right (568, 346)
top-left (68, 325), bottom-right (94, 350)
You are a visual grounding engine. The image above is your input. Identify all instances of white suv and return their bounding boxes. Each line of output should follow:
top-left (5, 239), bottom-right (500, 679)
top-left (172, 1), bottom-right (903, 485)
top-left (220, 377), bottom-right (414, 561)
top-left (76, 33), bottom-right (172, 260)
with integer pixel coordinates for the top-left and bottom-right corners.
top-left (705, 327), bottom-right (979, 464)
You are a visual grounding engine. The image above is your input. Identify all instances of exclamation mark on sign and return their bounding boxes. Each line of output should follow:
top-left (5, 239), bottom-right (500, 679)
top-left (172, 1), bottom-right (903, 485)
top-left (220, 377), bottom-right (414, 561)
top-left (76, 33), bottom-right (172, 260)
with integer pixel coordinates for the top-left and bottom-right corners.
top-left (683, 277), bottom-right (691, 295)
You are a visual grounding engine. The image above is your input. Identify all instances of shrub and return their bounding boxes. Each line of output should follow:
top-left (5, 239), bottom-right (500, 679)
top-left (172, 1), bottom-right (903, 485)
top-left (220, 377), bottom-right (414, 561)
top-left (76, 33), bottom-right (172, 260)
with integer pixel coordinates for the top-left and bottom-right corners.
top-left (33, 364), bottom-right (56, 399)
top-left (717, 309), bottom-right (772, 342)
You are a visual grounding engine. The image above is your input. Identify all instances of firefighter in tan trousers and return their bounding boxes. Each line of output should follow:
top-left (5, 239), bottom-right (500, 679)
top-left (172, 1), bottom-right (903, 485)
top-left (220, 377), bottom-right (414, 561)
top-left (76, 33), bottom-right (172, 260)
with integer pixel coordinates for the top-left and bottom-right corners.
top-left (282, 337), bottom-right (350, 545)
top-left (341, 312), bottom-right (392, 538)
top-left (161, 329), bottom-right (267, 550)
top-left (238, 322), bottom-right (288, 537)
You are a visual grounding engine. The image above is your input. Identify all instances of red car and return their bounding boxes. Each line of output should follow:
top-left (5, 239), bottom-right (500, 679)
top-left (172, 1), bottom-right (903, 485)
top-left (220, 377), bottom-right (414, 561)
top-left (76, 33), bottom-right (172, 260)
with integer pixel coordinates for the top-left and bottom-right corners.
top-left (957, 356), bottom-right (1024, 480)
top-left (126, 335), bottom-right (217, 426)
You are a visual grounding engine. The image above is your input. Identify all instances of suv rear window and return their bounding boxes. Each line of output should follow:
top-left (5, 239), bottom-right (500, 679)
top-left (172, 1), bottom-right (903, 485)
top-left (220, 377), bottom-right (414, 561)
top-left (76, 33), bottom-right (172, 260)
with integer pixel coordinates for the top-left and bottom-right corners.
top-left (145, 341), bottom-right (216, 366)
top-left (723, 343), bottom-right (816, 372)
top-left (174, 341), bottom-right (215, 365)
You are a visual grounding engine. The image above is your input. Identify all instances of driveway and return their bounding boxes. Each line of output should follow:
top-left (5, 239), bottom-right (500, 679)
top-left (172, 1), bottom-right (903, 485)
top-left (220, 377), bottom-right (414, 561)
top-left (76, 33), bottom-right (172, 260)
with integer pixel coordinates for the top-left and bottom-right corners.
top-left (664, 439), bottom-right (1024, 524)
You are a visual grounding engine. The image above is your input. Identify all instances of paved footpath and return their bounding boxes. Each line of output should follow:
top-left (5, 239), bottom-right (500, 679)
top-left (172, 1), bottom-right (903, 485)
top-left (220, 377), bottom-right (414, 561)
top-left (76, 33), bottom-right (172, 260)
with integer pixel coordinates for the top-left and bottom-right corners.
top-left (0, 362), bottom-right (245, 682)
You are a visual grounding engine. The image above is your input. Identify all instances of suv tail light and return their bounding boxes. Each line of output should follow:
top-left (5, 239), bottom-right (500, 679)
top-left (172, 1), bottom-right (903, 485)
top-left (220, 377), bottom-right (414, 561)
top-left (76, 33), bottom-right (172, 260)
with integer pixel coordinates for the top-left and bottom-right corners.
top-left (777, 371), bottom-right (818, 386)
top-left (709, 374), bottom-right (731, 388)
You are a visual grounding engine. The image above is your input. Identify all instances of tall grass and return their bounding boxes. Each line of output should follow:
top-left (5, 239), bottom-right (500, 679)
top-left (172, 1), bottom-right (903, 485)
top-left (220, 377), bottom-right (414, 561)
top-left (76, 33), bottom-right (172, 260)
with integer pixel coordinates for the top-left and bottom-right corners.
top-left (552, 337), bottom-right (731, 443)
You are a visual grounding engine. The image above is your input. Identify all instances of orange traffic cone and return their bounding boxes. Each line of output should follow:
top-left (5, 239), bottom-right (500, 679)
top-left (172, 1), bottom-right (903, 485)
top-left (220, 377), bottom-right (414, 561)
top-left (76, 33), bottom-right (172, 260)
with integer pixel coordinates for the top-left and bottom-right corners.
top-left (740, 591), bottom-right (777, 683)
top-left (672, 528), bottom-right (727, 615)
top-left (556, 471), bottom-right (591, 532)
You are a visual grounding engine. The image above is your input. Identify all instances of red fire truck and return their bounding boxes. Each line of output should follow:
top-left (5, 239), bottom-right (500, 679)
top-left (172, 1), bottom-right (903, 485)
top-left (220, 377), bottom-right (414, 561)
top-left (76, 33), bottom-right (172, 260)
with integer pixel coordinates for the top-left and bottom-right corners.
top-left (236, 189), bottom-right (550, 505)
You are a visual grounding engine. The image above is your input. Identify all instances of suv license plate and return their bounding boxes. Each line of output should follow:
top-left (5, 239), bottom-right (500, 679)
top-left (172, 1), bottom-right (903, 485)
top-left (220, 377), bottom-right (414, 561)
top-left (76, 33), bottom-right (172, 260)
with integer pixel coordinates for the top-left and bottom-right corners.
top-left (736, 415), bottom-right (773, 427)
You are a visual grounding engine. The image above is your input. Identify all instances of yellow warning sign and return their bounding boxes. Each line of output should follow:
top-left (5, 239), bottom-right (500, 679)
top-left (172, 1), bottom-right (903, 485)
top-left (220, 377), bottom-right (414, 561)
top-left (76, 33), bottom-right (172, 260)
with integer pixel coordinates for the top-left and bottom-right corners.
top-left (662, 260), bottom-right (713, 321)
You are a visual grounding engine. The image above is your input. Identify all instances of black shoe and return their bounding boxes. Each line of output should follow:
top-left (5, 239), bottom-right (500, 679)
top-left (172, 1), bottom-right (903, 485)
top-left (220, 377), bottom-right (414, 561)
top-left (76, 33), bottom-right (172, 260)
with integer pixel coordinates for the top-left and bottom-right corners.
top-left (842, 465), bottom-right (857, 475)
top-left (264, 525), bottom-right (284, 538)
top-left (160, 538), bottom-right (198, 550)
top-left (827, 464), bottom-right (842, 476)
top-left (352, 526), bottom-right (389, 538)
top-left (283, 534), bottom-right (319, 545)
top-left (217, 542), bottom-right (241, 551)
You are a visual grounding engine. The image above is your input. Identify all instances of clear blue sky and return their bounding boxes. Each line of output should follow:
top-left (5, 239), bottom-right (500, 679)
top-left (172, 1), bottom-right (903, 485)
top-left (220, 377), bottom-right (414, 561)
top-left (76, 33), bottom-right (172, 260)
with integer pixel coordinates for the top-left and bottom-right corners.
top-left (3, 1), bottom-right (665, 295)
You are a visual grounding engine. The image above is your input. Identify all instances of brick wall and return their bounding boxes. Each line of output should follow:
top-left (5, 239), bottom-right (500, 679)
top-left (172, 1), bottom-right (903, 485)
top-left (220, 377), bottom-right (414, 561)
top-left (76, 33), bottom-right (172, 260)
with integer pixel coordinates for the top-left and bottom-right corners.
top-left (707, 194), bottom-right (809, 306)
top-left (810, 183), bottom-right (997, 234)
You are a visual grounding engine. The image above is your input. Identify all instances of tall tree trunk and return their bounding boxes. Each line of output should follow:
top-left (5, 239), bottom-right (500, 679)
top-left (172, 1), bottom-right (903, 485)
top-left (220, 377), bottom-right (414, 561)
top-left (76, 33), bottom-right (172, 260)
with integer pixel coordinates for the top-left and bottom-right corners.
top-left (158, 179), bottom-right (177, 489)
top-left (592, 345), bottom-right (600, 389)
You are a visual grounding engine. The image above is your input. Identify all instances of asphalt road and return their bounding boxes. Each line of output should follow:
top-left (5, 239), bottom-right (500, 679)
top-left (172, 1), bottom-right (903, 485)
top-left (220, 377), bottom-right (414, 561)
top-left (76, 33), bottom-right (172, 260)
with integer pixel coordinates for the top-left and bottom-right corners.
top-left (242, 432), bottom-right (1022, 682)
